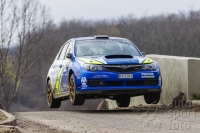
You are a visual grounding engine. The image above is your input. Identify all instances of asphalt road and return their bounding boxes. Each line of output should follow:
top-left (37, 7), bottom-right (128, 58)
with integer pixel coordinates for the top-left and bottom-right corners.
top-left (14, 108), bottom-right (200, 133)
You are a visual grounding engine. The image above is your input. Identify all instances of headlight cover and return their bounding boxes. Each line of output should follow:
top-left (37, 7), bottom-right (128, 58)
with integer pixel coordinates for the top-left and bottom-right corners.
top-left (83, 64), bottom-right (104, 71)
top-left (142, 62), bottom-right (156, 70)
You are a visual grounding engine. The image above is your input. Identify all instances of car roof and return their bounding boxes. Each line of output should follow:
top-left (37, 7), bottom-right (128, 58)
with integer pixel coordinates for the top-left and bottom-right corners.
top-left (73, 36), bottom-right (128, 41)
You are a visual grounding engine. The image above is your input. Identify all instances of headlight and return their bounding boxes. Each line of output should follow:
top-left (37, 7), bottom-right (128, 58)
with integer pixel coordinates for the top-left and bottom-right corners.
top-left (83, 64), bottom-right (104, 71)
top-left (142, 62), bottom-right (156, 70)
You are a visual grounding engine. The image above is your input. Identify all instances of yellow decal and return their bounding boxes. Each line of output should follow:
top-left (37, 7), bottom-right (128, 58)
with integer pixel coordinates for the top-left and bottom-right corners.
top-left (55, 68), bottom-right (63, 94)
top-left (143, 57), bottom-right (154, 64)
top-left (77, 57), bottom-right (103, 64)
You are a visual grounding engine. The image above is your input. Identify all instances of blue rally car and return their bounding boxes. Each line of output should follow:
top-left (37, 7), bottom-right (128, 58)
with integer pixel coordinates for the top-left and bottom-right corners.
top-left (46, 35), bottom-right (162, 108)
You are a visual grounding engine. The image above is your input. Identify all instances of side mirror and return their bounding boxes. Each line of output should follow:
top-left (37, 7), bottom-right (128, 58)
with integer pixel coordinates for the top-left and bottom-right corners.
top-left (141, 52), bottom-right (146, 57)
top-left (66, 53), bottom-right (73, 59)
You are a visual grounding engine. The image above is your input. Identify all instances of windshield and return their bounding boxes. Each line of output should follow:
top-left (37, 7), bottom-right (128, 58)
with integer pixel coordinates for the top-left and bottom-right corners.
top-left (75, 39), bottom-right (141, 57)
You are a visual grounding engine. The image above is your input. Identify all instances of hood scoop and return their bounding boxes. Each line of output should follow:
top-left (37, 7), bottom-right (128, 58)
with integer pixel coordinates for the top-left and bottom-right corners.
top-left (105, 55), bottom-right (133, 59)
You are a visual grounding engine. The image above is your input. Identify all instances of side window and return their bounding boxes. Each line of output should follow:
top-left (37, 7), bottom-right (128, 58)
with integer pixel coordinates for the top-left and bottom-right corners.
top-left (66, 42), bottom-right (73, 54)
top-left (58, 42), bottom-right (70, 60)
top-left (57, 45), bottom-right (64, 60)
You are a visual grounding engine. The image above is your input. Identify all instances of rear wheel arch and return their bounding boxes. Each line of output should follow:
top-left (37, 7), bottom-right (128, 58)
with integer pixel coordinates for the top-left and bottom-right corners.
top-left (47, 77), bottom-right (50, 83)
top-left (46, 77), bottom-right (52, 93)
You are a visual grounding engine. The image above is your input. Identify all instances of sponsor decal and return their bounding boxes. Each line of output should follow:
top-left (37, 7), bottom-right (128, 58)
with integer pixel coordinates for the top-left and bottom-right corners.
top-left (93, 58), bottom-right (107, 64)
top-left (62, 67), bottom-right (66, 72)
top-left (76, 73), bottom-right (81, 76)
top-left (77, 77), bottom-right (81, 79)
top-left (55, 68), bottom-right (63, 94)
top-left (143, 57), bottom-right (154, 64)
top-left (62, 84), bottom-right (69, 91)
top-left (92, 75), bottom-right (110, 78)
top-left (51, 70), bottom-right (59, 75)
top-left (141, 73), bottom-right (155, 78)
top-left (77, 57), bottom-right (103, 64)
top-left (81, 77), bottom-right (87, 86)
top-left (63, 84), bottom-right (67, 87)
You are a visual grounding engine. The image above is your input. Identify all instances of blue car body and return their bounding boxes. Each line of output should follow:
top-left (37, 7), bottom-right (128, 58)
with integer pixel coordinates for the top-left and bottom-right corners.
top-left (46, 36), bottom-right (162, 106)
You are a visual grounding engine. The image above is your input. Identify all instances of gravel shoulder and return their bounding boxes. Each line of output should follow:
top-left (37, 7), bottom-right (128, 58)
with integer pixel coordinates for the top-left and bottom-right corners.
top-left (0, 110), bottom-right (18, 133)
top-left (14, 107), bottom-right (200, 133)
top-left (0, 126), bottom-right (19, 133)
top-left (15, 116), bottom-right (73, 133)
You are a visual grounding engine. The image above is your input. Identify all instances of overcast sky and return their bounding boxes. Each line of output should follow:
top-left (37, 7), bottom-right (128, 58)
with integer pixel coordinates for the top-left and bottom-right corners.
top-left (40, 0), bottom-right (200, 23)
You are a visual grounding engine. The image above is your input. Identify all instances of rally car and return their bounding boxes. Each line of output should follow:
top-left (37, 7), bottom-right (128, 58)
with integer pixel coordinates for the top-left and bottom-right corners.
top-left (46, 35), bottom-right (162, 108)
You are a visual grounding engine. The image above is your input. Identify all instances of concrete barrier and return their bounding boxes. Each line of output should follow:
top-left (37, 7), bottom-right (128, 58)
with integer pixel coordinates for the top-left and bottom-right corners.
top-left (0, 109), bottom-right (16, 126)
top-left (106, 54), bottom-right (200, 109)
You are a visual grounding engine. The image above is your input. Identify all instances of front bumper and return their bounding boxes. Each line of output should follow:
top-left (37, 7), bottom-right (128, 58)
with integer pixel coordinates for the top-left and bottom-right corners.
top-left (75, 70), bottom-right (162, 94)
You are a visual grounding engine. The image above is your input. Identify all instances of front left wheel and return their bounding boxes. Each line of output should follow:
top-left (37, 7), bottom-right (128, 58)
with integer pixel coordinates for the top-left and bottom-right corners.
top-left (69, 74), bottom-right (85, 105)
top-left (144, 93), bottom-right (160, 104)
top-left (46, 80), bottom-right (61, 108)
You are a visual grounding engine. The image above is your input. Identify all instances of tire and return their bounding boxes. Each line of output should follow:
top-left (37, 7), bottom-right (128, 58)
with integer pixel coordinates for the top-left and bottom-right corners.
top-left (46, 80), bottom-right (61, 108)
top-left (116, 97), bottom-right (130, 107)
top-left (144, 93), bottom-right (161, 104)
top-left (69, 74), bottom-right (85, 105)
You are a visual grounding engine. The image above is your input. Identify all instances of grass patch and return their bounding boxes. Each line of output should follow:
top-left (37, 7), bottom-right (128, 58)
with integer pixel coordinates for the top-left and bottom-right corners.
top-left (191, 93), bottom-right (200, 100)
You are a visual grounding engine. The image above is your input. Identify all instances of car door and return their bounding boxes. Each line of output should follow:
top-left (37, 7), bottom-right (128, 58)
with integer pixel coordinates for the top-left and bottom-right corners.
top-left (60, 41), bottom-right (73, 92)
top-left (52, 42), bottom-right (69, 94)
top-left (50, 45), bottom-right (64, 88)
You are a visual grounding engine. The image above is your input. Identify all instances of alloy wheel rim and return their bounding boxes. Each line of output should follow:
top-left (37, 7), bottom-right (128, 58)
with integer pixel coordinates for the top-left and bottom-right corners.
top-left (47, 81), bottom-right (52, 104)
top-left (70, 76), bottom-right (75, 101)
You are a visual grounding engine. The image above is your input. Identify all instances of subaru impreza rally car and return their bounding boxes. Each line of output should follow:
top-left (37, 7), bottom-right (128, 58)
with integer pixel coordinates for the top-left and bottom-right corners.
top-left (46, 35), bottom-right (162, 108)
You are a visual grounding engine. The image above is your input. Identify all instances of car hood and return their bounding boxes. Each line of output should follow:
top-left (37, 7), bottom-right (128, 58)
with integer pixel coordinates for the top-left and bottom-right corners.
top-left (76, 55), bottom-right (153, 65)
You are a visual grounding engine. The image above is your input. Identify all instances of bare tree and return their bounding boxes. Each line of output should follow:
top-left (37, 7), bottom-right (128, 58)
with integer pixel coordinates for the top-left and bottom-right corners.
top-left (0, 0), bottom-right (52, 111)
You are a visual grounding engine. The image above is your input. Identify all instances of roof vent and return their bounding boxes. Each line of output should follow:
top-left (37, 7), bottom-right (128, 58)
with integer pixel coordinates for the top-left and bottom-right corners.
top-left (93, 35), bottom-right (109, 39)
